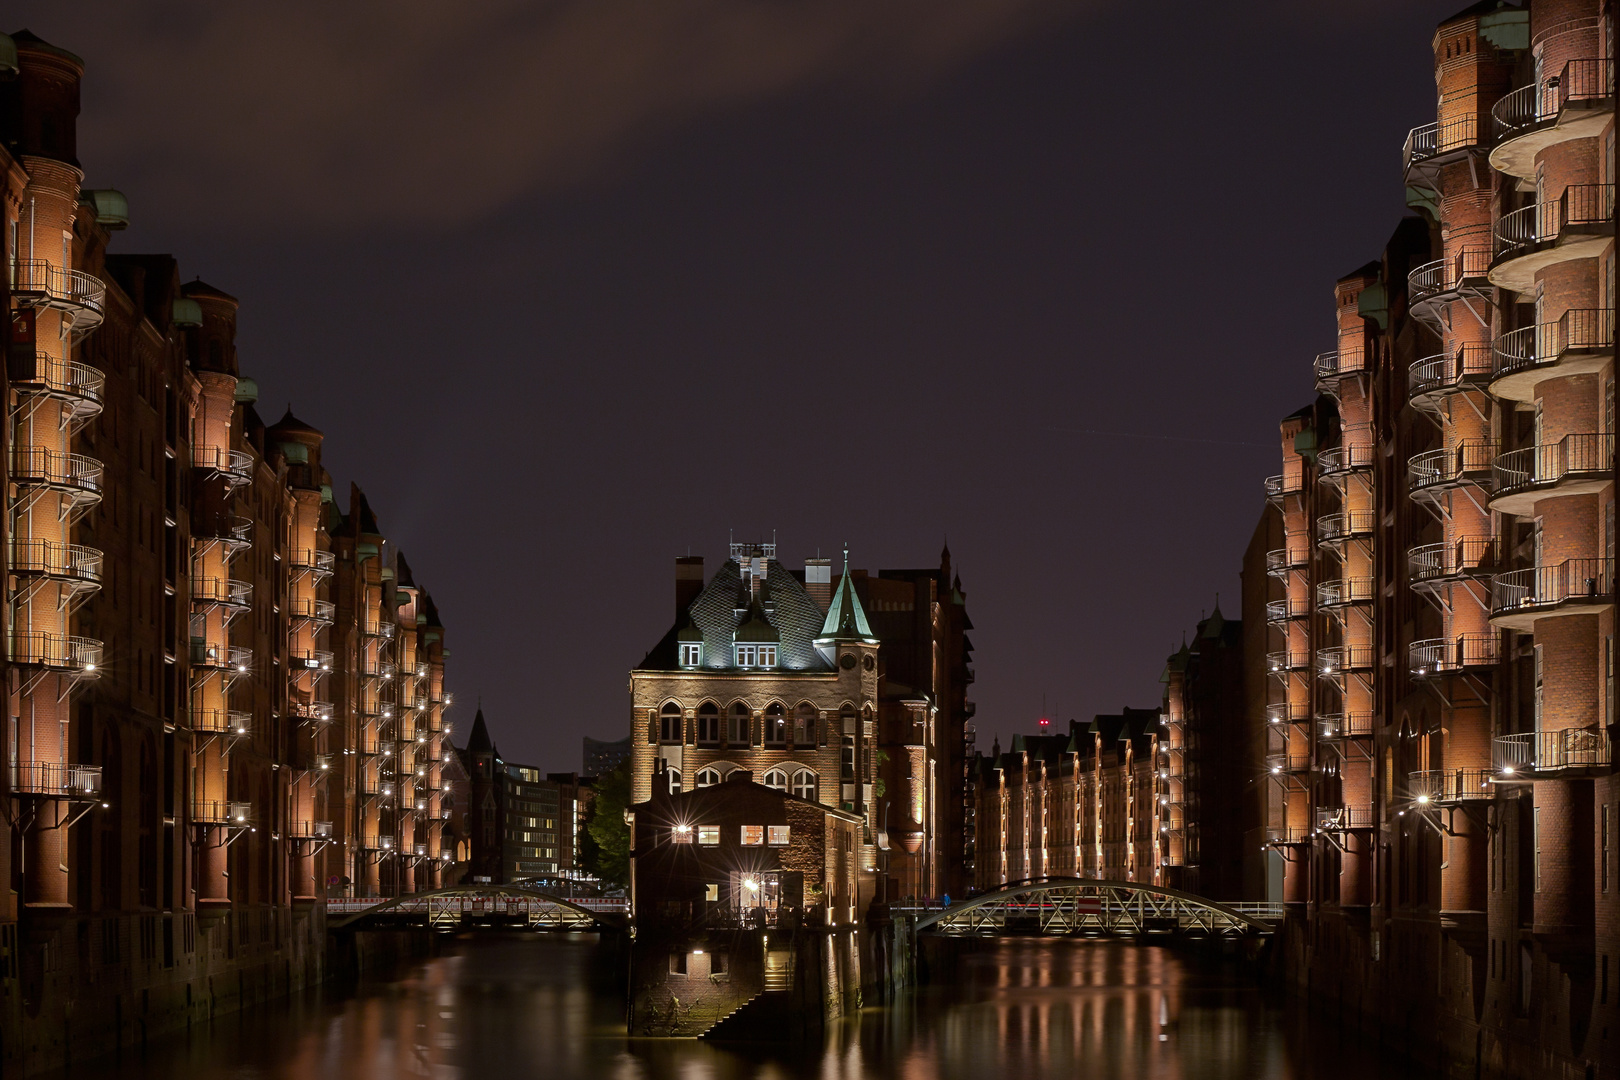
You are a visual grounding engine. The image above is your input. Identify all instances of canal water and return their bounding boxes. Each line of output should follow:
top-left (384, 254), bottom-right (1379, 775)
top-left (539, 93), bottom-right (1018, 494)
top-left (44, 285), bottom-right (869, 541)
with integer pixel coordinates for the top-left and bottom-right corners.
top-left (60, 934), bottom-right (1418, 1080)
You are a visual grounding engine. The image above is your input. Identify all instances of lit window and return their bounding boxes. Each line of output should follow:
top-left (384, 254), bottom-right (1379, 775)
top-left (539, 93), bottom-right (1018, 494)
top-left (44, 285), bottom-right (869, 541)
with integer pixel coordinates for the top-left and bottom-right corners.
top-left (672, 825), bottom-right (693, 844)
top-left (698, 826), bottom-right (720, 845)
top-left (764, 704), bottom-right (786, 745)
top-left (697, 703), bottom-right (720, 744)
top-left (759, 645), bottom-right (777, 667)
top-left (763, 769), bottom-right (788, 791)
top-left (736, 644), bottom-right (758, 667)
top-left (659, 703), bottom-right (682, 744)
top-left (740, 825), bottom-right (764, 846)
top-left (727, 703), bottom-right (751, 745)
top-left (705, 883), bottom-right (719, 901)
top-left (791, 769), bottom-right (818, 801)
top-left (679, 642), bottom-right (702, 667)
top-left (768, 826), bottom-right (790, 846)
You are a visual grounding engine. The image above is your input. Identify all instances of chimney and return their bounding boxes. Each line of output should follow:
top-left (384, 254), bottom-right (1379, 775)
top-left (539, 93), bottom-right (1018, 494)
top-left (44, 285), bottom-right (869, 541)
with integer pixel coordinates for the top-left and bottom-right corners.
top-left (805, 558), bottom-right (832, 612)
top-left (675, 556), bottom-right (704, 619)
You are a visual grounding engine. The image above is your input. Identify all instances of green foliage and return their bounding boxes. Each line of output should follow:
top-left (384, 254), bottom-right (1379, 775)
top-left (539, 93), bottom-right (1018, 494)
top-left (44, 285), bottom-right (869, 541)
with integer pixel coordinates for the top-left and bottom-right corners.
top-left (582, 760), bottom-right (631, 888)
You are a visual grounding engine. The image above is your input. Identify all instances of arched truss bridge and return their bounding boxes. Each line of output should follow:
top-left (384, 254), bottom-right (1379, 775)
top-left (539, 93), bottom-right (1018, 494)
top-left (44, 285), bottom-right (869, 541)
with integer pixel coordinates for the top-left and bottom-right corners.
top-left (326, 886), bottom-right (628, 932)
top-left (913, 878), bottom-right (1282, 937)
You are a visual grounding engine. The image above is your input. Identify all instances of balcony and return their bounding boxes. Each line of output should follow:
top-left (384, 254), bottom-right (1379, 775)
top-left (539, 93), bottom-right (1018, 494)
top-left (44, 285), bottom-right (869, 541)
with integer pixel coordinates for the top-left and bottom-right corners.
top-left (360, 833), bottom-right (396, 851)
top-left (290, 548), bottom-right (336, 576)
top-left (1317, 645), bottom-right (1373, 679)
top-left (1490, 185), bottom-right (1615, 292)
top-left (11, 445), bottom-right (104, 508)
top-left (1264, 473), bottom-right (1305, 503)
top-left (193, 512), bottom-right (254, 550)
top-left (1490, 59), bottom-right (1616, 179)
top-left (1490, 558), bottom-right (1614, 631)
top-left (1315, 804), bottom-right (1374, 831)
top-left (1316, 510), bottom-right (1375, 545)
top-left (11, 351), bottom-right (106, 424)
top-left (1264, 752), bottom-right (1310, 776)
top-left (290, 649), bottom-right (334, 674)
top-left (289, 597), bottom-right (336, 624)
top-left (1266, 650), bottom-right (1310, 676)
top-left (361, 658), bottom-right (398, 679)
top-left (1490, 309), bottom-right (1614, 403)
top-left (1409, 634), bottom-right (1499, 678)
top-left (8, 632), bottom-right (102, 674)
top-left (191, 643), bottom-right (252, 674)
top-left (9, 260), bottom-right (106, 330)
top-left (1266, 826), bottom-right (1311, 845)
top-left (1265, 545), bottom-right (1308, 577)
top-left (1494, 729), bottom-right (1611, 778)
top-left (193, 708), bottom-right (252, 735)
top-left (1489, 433), bottom-right (1613, 515)
top-left (290, 820), bottom-right (334, 840)
top-left (191, 576), bottom-right (253, 610)
top-left (1410, 768), bottom-right (1494, 805)
top-left (8, 538), bottom-right (103, 589)
top-left (1408, 440), bottom-right (1495, 504)
top-left (192, 446), bottom-right (254, 488)
top-left (285, 700), bottom-right (333, 724)
top-left (364, 621), bottom-right (396, 640)
top-left (1316, 577), bottom-right (1373, 611)
top-left (1403, 114), bottom-right (1482, 174)
top-left (1317, 713), bottom-right (1373, 740)
top-left (10, 762), bottom-right (101, 797)
top-left (1265, 702), bottom-right (1309, 725)
top-left (1408, 536), bottom-right (1500, 591)
top-left (1407, 343), bottom-right (1493, 413)
top-left (1317, 440), bottom-right (1374, 481)
top-left (193, 800), bottom-right (253, 825)
top-left (1407, 248), bottom-right (1492, 329)
top-left (1265, 595), bottom-right (1309, 623)
top-left (1314, 349), bottom-right (1368, 393)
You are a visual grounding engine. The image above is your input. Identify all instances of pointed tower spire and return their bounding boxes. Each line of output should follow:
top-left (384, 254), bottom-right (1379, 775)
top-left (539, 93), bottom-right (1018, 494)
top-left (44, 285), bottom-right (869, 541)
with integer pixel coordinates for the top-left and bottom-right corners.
top-left (817, 548), bottom-right (875, 642)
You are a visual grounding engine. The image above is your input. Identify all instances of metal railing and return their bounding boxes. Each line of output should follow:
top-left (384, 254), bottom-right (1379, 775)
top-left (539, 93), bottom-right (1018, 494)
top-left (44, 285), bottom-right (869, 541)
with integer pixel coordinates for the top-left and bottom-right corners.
top-left (1491, 433), bottom-right (1614, 499)
top-left (1317, 713), bottom-right (1374, 739)
top-left (10, 445), bottom-right (104, 495)
top-left (191, 577), bottom-right (253, 607)
top-left (7, 538), bottom-right (103, 584)
top-left (290, 649), bottom-right (334, 673)
top-left (1265, 545), bottom-right (1308, 574)
top-left (1315, 804), bottom-right (1375, 830)
top-left (12, 352), bottom-right (106, 411)
top-left (1492, 59), bottom-right (1616, 140)
top-left (1493, 309), bottom-right (1614, 380)
top-left (1408, 536), bottom-right (1500, 583)
top-left (191, 642), bottom-right (252, 671)
top-left (1494, 729), bottom-right (1612, 773)
top-left (1495, 184), bottom-right (1615, 260)
top-left (1408, 343), bottom-right (1493, 400)
top-left (1408, 247), bottom-right (1491, 304)
top-left (9, 260), bottom-right (106, 317)
top-left (1266, 650), bottom-right (1310, 673)
top-left (1265, 752), bottom-right (1309, 775)
top-left (1265, 596), bottom-right (1309, 622)
top-left (1408, 440), bottom-right (1495, 494)
top-left (10, 762), bottom-right (101, 797)
top-left (364, 621), bottom-right (396, 640)
top-left (1491, 558), bottom-right (1613, 617)
top-left (1317, 645), bottom-right (1374, 675)
top-left (1410, 768), bottom-right (1494, 804)
top-left (1317, 510), bottom-right (1375, 542)
top-left (192, 708), bottom-right (252, 734)
top-left (289, 597), bottom-right (336, 623)
top-left (1409, 634), bottom-right (1499, 676)
top-left (1314, 349), bottom-right (1368, 384)
top-left (361, 833), bottom-right (396, 851)
top-left (290, 548), bottom-right (336, 573)
top-left (193, 800), bottom-right (253, 825)
top-left (191, 446), bottom-right (254, 482)
top-left (1266, 826), bottom-right (1310, 844)
top-left (1317, 577), bottom-right (1373, 608)
top-left (1265, 702), bottom-right (1308, 724)
top-left (1403, 114), bottom-right (1481, 170)
top-left (1264, 473), bottom-right (1305, 500)
top-left (286, 700), bottom-right (333, 723)
top-left (8, 632), bottom-right (102, 671)
top-left (1318, 441), bottom-right (1375, 476)
top-left (291, 821), bottom-right (334, 840)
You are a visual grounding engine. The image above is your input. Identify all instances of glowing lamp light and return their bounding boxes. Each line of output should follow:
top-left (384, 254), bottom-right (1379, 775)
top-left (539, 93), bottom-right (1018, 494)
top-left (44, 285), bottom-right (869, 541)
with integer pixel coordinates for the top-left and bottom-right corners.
top-left (237, 664), bottom-right (248, 673)
top-left (1501, 765), bottom-right (1515, 776)
top-left (84, 662), bottom-right (96, 672)
top-left (693, 948), bottom-right (704, 955)
top-left (1271, 766), bottom-right (1281, 775)
top-left (743, 878), bottom-right (759, 891)
top-left (675, 824), bottom-right (691, 834)
top-left (1416, 794), bottom-right (1430, 805)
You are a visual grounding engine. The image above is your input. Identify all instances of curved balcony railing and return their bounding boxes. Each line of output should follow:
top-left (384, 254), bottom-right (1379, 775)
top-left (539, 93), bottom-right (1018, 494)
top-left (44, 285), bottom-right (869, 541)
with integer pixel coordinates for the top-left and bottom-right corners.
top-left (1408, 247), bottom-right (1491, 308)
top-left (364, 621), bottom-right (396, 640)
top-left (1315, 804), bottom-right (1375, 831)
top-left (1494, 729), bottom-right (1611, 775)
top-left (8, 632), bottom-right (101, 673)
top-left (193, 800), bottom-right (253, 825)
top-left (191, 446), bottom-right (255, 485)
top-left (1408, 440), bottom-right (1495, 496)
top-left (193, 709), bottom-right (252, 735)
top-left (1491, 558), bottom-right (1613, 620)
top-left (191, 642), bottom-right (252, 672)
top-left (1317, 644), bottom-right (1373, 676)
top-left (1318, 440), bottom-right (1375, 478)
top-left (1265, 596), bottom-right (1309, 623)
top-left (1317, 577), bottom-right (1373, 609)
top-left (1316, 510), bottom-right (1375, 543)
top-left (1491, 433), bottom-right (1613, 504)
top-left (291, 820), bottom-right (334, 840)
top-left (1266, 650), bottom-right (1310, 674)
top-left (285, 700), bottom-right (334, 724)
top-left (1265, 545), bottom-right (1308, 576)
top-left (1264, 752), bottom-right (1310, 776)
top-left (1264, 473), bottom-right (1305, 501)
top-left (289, 597), bottom-right (336, 624)
top-left (1409, 634), bottom-right (1499, 677)
top-left (1407, 343), bottom-right (1493, 404)
top-left (8, 538), bottom-right (103, 585)
top-left (193, 512), bottom-right (254, 548)
top-left (290, 649), bottom-right (334, 673)
top-left (1409, 768), bottom-right (1494, 804)
top-left (1317, 713), bottom-right (1373, 740)
top-left (10, 445), bottom-right (104, 498)
top-left (1408, 536), bottom-right (1500, 585)
top-left (1491, 59), bottom-right (1616, 142)
top-left (361, 658), bottom-right (398, 678)
top-left (1314, 349), bottom-right (1368, 391)
top-left (290, 548), bottom-right (336, 574)
top-left (1492, 309), bottom-right (1614, 394)
top-left (11, 762), bottom-right (102, 797)
top-left (12, 352), bottom-right (106, 420)
top-left (360, 833), bottom-right (396, 851)
top-left (9, 260), bottom-right (106, 325)
top-left (1265, 702), bottom-right (1308, 724)
top-left (1403, 114), bottom-right (1481, 172)
top-left (1494, 185), bottom-right (1614, 263)
top-left (191, 577), bottom-right (253, 609)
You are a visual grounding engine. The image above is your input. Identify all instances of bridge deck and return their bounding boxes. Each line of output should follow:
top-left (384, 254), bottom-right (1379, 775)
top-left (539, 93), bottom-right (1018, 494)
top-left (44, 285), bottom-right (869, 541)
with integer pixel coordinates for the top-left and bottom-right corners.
top-left (327, 893), bottom-right (627, 930)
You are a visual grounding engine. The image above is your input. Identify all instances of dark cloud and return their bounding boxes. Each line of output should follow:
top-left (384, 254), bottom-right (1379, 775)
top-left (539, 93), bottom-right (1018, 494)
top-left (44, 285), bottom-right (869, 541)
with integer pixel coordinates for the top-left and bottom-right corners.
top-left (18, 0), bottom-right (1090, 229)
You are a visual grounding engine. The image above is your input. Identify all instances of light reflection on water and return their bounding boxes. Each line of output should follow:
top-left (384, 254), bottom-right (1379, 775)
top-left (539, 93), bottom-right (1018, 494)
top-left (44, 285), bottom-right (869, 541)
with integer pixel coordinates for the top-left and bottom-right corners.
top-left (58, 934), bottom-right (1413, 1080)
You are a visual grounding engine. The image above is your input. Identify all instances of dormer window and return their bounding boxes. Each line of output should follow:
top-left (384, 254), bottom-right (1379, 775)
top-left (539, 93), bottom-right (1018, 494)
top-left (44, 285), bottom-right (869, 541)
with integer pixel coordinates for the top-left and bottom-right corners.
top-left (736, 644), bottom-right (776, 668)
top-left (679, 642), bottom-right (702, 667)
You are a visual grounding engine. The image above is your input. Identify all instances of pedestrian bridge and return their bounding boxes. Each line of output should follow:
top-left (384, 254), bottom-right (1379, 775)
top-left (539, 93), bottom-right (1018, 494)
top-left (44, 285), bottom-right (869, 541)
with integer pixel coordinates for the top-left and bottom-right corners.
top-left (912, 878), bottom-right (1282, 937)
top-left (327, 886), bottom-right (628, 932)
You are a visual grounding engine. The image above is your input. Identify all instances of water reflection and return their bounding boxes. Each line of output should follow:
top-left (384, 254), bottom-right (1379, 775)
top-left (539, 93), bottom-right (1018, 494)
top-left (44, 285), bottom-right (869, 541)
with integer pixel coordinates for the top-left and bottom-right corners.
top-left (57, 934), bottom-right (1413, 1080)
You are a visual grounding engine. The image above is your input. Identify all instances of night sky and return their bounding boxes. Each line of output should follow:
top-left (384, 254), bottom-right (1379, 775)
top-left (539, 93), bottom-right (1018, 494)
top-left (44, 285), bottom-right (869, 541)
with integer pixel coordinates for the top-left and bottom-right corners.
top-left (14, 1), bottom-right (1462, 771)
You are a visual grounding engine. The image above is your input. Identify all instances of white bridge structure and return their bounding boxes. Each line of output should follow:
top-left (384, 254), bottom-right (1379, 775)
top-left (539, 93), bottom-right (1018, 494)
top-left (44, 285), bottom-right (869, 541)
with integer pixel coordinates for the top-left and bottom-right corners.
top-left (913, 879), bottom-right (1283, 937)
top-left (327, 886), bottom-right (628, 931)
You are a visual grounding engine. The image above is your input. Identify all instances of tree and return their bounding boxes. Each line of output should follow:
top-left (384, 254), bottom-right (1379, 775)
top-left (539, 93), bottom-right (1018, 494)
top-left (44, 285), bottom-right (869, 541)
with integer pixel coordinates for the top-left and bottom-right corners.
top-left (581, 760), bottom-right (631, 889)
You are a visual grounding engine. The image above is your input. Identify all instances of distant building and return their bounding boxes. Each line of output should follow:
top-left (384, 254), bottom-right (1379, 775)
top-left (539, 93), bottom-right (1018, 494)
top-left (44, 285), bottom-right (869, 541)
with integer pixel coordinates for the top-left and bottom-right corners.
top-left (584, 735), bottom-right (632, 775)
top-left (459, 709), bottom-right (589, 883)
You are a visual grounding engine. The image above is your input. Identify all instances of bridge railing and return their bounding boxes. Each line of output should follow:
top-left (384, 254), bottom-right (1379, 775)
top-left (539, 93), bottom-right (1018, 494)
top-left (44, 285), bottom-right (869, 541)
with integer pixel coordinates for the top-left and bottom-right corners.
top-left (915, 878), bottom-right (1281, 936)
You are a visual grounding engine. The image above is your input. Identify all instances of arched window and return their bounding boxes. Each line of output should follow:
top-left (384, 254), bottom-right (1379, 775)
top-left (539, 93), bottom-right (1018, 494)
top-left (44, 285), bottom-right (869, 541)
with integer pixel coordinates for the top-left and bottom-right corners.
top-left (697, 702), bottom-right (720, 745)
top-left (791, 769), bottom-right (818, 801)
top-left (666, 768), bottom-right (682, 795)
top-left (727, 702), bottom-right (751, 746)
top-left (763, 768), bottom-right (788, 791)
top-left (794, 703), bottom-right (817, 747)
top-left (764, 703), bottom-right (786, 746)
top-left (659, 703), bottom-right (683, 744)
top-left (697, 766), bottom-right (726, 788)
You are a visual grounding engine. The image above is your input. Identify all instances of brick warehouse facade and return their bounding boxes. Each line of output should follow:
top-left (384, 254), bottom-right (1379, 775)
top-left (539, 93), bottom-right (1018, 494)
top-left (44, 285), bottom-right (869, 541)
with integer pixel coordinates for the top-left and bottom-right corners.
top-left (628, 540), bottom-right (974, 905)
top-left (1249, 1), bottom-right (1618, 1074)
top-left (0, 29), bottom-right (457, 1072)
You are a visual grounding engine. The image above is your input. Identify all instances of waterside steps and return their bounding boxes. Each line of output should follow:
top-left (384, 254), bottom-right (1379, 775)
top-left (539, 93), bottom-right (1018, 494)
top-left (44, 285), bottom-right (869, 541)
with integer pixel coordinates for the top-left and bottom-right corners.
top-left (699, 990), bottom-right (797, 1042)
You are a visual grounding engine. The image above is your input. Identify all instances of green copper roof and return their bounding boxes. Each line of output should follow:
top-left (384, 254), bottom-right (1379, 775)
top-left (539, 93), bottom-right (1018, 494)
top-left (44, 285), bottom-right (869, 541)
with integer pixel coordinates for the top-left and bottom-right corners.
top-left (818, 554), bottom-right (875, 642)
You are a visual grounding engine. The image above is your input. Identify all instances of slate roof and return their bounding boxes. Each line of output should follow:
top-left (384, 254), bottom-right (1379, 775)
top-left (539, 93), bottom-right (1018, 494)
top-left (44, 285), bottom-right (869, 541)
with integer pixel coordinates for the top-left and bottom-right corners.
top-left (637, 558), bottom-right (836, 672)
